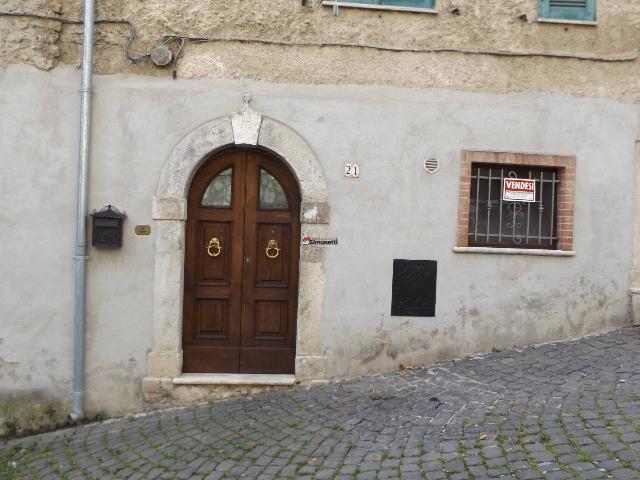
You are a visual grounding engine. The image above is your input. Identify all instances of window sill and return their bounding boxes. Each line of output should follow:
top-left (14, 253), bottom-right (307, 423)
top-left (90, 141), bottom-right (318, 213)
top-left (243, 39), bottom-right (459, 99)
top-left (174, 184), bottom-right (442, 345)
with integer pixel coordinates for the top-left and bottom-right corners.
top-left (537, 18), bottom-right (597, 26)
top-left (322, 1), bottom-right (437, 14)
top-left (453, 246), bottom-right (575, 257)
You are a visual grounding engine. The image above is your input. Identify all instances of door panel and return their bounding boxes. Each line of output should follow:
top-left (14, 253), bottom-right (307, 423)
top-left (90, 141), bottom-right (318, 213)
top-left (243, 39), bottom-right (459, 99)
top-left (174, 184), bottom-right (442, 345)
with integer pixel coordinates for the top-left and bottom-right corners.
top-left (256, 223), bottom-right (290, 286)
top-left (182, 152), bottom-right (244, 373)
top-left (239, 153), bottom-right (299, 373)
top-left (184, 346), bottom-right (239, 373)
top-left (254, 301), bottom-right (288, 339)
top-left (239, 348), bottom-right (296, 374)
top-left (198, 222), bottom-right (232, 284)
top-left (195, 300), bottom-right (230, 340)
top-left (182, 148), bottom-right (300, 374)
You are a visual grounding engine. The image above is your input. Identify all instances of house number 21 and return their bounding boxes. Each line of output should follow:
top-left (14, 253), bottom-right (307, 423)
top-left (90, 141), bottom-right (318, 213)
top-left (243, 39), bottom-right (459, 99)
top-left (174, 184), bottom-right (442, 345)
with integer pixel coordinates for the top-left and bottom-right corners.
top-left (344, 163), bottom-right (360, 178)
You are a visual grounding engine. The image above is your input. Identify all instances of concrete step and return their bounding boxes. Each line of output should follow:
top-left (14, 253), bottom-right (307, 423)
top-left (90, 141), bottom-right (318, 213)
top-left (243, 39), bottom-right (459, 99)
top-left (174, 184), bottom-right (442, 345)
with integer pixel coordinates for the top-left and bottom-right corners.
top-left (172, 373), bottom-right (297, 386)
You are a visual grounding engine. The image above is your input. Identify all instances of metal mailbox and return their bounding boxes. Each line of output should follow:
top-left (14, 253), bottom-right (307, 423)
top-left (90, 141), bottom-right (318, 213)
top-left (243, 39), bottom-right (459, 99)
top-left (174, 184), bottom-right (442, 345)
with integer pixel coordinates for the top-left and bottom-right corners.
top-left (91, 205), bottom-right (126, 249)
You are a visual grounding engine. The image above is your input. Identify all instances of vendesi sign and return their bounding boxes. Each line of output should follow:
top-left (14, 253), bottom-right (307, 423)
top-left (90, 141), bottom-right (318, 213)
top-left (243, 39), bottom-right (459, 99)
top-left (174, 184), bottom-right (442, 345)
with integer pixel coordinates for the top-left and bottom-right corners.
top-left (502, 178), bottom-right (536, 202)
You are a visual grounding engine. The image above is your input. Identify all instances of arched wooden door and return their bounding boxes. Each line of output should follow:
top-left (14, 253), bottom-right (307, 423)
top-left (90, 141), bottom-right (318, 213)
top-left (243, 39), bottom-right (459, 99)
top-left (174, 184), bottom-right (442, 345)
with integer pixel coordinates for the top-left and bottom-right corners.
top-left (182, 148), bottom-right (301, 373)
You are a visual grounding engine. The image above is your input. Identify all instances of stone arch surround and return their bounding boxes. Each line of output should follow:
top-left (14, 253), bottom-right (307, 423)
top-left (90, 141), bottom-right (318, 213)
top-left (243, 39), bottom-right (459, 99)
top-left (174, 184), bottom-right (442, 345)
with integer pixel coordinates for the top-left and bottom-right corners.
top-left (144, 110), bottom-right (330, 400)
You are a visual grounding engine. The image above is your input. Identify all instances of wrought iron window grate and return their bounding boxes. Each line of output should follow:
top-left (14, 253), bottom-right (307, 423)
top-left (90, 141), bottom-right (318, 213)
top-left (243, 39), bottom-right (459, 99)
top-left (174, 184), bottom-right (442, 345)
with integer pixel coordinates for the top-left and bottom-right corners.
top-left (469, 164), bottom-right (560, 248)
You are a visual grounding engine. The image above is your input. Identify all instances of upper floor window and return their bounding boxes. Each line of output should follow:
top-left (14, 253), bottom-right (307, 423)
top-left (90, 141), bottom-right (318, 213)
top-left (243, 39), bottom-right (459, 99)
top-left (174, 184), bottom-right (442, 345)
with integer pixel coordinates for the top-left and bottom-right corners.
top-left (538, 0), bottom-right (596, 22)
top-left (323, 0), bottom-right (436, 13)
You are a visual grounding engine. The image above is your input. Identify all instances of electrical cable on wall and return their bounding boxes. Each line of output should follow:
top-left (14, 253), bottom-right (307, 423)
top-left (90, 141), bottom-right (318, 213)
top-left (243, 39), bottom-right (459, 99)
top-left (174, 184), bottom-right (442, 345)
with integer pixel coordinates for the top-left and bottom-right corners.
top-left (0, 11), bottom-right (147, 62)
top-left (1, 10), bottom-right (638, 69)
top-left (159, 33), bottom-right (639, 62)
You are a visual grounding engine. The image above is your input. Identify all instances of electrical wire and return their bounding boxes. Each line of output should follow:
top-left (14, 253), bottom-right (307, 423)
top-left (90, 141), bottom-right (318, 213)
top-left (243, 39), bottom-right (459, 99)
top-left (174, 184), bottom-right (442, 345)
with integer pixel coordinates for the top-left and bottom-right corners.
top-left (162, 34), bottom-right (639, 62)
top-left (0, 11), bottom-right (147, 62)
top-left (2, 10), bottom-right (638, 64)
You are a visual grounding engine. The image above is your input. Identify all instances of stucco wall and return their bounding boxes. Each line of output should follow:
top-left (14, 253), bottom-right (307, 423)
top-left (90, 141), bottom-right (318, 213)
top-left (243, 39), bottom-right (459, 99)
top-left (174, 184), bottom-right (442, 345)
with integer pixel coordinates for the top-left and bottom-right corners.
top-left (0, 64), bottom-right (637, 418)
top-left (1, 0), bottom-right (639, 101)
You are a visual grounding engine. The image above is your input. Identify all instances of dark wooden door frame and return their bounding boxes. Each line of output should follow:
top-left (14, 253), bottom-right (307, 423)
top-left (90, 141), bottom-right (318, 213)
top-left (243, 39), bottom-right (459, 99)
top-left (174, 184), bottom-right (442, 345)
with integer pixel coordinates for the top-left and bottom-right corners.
top-left (182, 147), bottom-right (301, 374)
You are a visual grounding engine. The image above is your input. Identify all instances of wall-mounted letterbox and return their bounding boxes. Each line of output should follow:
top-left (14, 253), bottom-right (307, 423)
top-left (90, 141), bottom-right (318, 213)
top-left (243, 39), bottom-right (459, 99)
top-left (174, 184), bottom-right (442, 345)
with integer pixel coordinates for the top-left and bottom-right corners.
top-left (91, 205), bottom-right (126, 249)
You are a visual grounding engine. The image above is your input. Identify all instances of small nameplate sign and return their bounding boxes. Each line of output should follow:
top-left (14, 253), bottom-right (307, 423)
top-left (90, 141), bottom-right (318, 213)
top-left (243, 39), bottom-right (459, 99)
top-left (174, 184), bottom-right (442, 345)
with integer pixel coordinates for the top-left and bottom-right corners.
top-left (302, 235), bottom-right (338, 245)
top-left (135, 225), bottom-right (151, 235)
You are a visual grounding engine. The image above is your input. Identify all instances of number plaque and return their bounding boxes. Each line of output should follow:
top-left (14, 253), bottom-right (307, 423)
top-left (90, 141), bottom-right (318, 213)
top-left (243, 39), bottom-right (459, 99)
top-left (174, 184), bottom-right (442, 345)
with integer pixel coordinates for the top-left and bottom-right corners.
top-left (344, 163), bottom-right (360, 178)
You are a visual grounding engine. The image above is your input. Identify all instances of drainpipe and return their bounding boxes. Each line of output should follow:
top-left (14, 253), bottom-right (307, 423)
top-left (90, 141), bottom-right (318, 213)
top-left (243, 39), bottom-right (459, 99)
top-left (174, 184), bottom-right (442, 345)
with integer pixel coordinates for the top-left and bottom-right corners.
top-left (632, 119), bottom-right (640, 326)
top-left (69, 0), bottom-right (96, 423)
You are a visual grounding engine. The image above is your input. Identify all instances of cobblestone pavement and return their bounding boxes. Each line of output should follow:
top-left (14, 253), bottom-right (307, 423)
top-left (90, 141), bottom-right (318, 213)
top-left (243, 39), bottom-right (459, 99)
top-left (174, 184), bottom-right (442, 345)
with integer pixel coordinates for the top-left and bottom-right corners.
top-left (3, 328), bottom-right (640, 480)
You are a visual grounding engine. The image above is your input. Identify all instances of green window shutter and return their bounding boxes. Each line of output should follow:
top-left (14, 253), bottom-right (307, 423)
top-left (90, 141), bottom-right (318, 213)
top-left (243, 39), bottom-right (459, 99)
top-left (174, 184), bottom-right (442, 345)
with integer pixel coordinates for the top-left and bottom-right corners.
top-left (344, 0), bottom-right (435, 8)
top-left (539, 0), bottom-right (596, 21)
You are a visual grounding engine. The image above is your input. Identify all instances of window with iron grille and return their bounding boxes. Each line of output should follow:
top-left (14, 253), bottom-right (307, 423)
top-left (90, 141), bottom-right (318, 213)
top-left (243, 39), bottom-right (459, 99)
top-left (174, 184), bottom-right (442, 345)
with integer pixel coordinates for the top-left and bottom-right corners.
top-left (468, 164), bottom-right (560, 249)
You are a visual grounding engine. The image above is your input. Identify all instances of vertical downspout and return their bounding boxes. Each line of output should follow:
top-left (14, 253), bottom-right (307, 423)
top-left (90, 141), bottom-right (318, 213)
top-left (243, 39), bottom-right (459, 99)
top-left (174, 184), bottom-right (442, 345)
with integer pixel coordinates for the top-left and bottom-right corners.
top-left (631, 115), bottom-right (640, 326)
top-left (69, 0), bottom-right (96, 423)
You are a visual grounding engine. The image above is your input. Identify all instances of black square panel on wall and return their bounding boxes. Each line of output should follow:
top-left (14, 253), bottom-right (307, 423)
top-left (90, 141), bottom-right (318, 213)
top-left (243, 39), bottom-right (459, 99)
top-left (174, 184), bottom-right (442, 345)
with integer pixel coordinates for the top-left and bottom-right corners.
top-left (391, 259), bottom-right (437, 317)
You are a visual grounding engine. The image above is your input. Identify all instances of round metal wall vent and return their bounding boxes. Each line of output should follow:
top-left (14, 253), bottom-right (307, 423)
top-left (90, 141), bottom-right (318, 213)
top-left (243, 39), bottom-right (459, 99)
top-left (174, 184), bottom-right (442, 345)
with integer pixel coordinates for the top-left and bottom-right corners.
top-left (424, 157), bottom-right (440, 174)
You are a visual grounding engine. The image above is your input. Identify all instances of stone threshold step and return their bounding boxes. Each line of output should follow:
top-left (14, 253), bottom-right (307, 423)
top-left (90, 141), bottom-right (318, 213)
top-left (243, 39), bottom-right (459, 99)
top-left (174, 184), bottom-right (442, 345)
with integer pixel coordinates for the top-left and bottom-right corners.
top-left (172, 373), bottom-right (297, 386)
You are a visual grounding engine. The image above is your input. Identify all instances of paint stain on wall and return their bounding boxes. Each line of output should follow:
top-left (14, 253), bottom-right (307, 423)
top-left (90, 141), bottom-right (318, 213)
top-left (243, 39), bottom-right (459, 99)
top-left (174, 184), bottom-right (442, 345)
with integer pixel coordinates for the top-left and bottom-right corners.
top-left (356, 323), bottom-right (398, 364)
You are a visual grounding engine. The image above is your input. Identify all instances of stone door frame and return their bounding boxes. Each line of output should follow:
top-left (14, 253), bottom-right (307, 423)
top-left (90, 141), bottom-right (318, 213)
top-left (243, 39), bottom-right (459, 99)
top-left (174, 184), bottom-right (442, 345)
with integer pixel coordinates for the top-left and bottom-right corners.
top-left (145, 102), bottom-right (329, 386)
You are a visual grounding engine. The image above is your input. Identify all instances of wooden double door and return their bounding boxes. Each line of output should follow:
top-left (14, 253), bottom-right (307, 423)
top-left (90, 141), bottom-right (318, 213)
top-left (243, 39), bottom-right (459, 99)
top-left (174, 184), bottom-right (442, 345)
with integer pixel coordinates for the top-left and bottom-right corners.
top-left (182, 148), bottom-right (300, 373)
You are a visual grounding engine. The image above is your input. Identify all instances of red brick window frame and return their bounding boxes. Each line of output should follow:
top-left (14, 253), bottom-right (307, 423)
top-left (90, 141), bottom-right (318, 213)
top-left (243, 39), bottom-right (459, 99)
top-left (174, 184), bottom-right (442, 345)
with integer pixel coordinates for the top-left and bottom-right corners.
top-left (457, 151), bottom-right (576, 251)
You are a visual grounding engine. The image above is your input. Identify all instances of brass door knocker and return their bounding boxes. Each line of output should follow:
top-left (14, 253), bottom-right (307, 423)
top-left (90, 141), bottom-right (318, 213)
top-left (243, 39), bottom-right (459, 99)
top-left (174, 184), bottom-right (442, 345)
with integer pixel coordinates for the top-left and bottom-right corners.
top-left (207, 237), bottom-right (222, 257)
top-left (265, 239), bottom-right (280, 259)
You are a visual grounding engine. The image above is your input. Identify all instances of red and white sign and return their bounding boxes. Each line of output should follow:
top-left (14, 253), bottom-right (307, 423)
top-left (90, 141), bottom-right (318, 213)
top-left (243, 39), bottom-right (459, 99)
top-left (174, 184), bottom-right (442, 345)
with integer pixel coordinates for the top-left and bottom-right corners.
top-left (502, 178), bottom-right (536, 202)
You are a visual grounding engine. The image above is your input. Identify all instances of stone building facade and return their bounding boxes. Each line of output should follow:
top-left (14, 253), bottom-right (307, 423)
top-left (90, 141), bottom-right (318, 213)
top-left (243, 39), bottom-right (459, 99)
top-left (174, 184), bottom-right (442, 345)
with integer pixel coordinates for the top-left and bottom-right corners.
top-left (1, 0), bottom-right (639, 433)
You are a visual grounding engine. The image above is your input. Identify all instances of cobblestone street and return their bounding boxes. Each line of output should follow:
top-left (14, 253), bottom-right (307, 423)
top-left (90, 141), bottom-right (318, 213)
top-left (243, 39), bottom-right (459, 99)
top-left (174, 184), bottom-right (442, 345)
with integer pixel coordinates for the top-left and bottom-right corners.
top-left (3, 327), bottom-right (640, 480)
